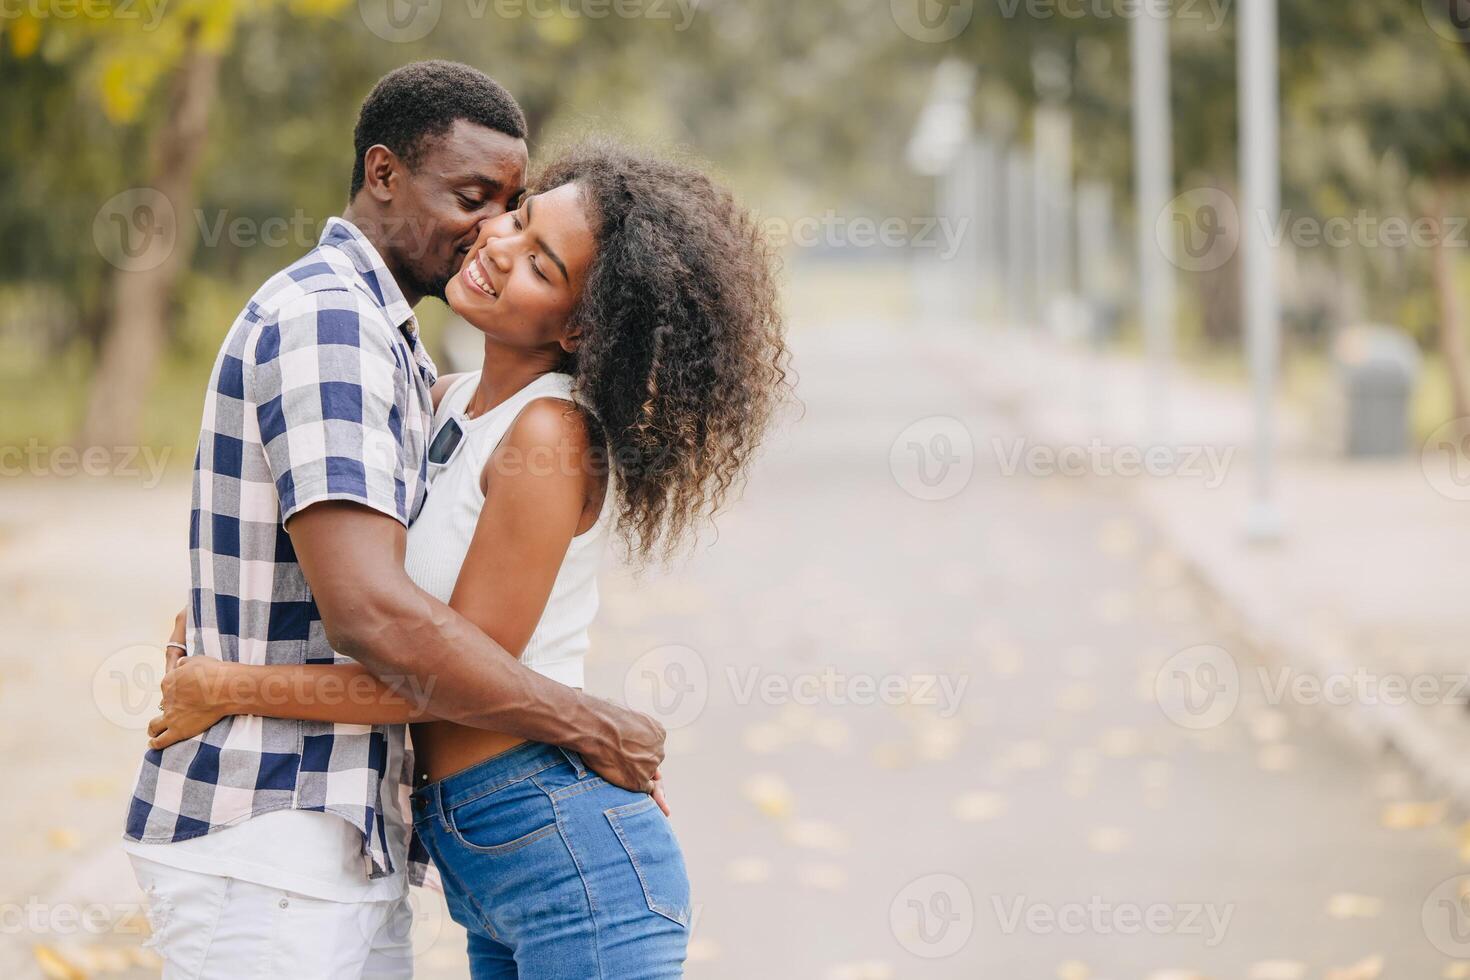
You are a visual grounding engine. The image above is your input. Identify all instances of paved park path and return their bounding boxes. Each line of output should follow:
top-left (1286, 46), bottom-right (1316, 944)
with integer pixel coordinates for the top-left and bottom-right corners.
top-left (2, 321), bottom-right (1466, 978)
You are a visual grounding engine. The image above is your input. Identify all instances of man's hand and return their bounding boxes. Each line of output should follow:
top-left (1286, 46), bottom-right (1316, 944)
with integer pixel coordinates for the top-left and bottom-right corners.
top-left (651, 770), bottom-right (670, 817)
top-left (574, 699), bottom-right (667, 795)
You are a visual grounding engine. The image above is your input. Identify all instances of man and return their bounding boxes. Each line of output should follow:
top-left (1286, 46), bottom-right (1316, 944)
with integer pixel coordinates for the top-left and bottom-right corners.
top-left (122, 61), bottom-right (665, 978)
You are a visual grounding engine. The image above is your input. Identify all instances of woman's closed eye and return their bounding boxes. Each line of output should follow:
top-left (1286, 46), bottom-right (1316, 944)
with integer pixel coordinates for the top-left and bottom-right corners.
top-left (510, 212), bottom-right (550, 282)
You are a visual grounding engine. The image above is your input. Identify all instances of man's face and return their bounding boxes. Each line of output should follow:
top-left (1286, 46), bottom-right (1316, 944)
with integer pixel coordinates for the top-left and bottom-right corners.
top-left (386, 118), bottom-right (529, 302)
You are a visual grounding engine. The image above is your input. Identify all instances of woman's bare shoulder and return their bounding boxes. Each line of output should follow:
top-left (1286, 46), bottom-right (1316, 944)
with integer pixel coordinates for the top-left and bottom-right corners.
top-left (431, 372), bottom-right (470, 412)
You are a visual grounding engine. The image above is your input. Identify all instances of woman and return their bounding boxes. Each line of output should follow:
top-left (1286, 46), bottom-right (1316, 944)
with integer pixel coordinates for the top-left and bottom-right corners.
top-left (148, 139), bottom-right (789, 978)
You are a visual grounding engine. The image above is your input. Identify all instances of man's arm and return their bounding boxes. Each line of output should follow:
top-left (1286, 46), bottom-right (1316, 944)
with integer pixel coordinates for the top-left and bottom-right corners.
top-left (288, 501), bottom-right (664, 793)
top-left (235, 294), bottom-right (660, 791)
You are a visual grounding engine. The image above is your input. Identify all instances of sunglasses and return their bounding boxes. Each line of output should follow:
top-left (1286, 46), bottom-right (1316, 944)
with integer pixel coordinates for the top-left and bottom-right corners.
top-left (427, 416), bottom-right (466, 468)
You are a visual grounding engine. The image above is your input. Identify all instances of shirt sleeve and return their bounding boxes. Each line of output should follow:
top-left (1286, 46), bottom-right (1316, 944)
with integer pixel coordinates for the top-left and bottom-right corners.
top-left (248, 291), bottom-right (411, 527)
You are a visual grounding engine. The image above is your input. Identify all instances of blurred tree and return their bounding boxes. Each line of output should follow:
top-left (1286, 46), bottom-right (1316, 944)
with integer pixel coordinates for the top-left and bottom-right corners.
top-left (1307, 1), bottom-right (1470, 421)
top-left (5, 0), bottom-right (350, 448)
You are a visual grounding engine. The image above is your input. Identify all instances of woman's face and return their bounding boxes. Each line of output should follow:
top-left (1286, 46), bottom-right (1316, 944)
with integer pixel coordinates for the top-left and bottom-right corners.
top-left (445, 181), bottom-right (597, 353)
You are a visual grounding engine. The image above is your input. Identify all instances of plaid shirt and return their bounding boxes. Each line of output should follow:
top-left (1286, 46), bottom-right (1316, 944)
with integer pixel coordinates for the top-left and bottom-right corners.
top-left (125, 218), bottom-right (437, 880)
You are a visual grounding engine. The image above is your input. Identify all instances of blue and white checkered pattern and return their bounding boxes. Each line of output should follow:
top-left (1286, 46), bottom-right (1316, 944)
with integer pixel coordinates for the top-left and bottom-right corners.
top-left (125, 218), bottom-right (437, 879)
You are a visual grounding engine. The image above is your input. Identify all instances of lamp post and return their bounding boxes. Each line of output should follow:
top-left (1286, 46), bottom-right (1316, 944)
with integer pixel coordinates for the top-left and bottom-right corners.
top-left (906, 59), bottom-right (977, 323)
top-left (1239, 0), bottom-right (1284, 541)
top-left (1131, 0), bottom-right (1176, 446)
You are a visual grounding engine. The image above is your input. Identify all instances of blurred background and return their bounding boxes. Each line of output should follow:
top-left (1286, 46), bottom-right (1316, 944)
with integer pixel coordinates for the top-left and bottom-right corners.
top-left (7, 0), bottom-right (1470, 977)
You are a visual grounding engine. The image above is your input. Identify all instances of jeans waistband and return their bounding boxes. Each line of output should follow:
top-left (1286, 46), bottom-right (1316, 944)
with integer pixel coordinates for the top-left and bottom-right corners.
top-left (409, 741), bottom-right (586, 823)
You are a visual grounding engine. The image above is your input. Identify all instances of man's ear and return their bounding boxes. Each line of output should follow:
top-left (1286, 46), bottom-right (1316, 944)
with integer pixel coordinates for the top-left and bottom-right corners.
top-left (361, 145), bottom-right (400, 204)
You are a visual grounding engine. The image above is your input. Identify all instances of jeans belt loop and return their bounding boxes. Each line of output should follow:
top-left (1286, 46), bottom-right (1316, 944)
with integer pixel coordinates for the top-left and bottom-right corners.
top-left (560, 746), bottom-right (588, 779)
top-left (434, 779), bottom-right (451, 832)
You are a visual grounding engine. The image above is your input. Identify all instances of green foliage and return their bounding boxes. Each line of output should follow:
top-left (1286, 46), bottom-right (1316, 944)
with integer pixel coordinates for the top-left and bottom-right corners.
top-left (4, 0), bottom-right (1470, 449)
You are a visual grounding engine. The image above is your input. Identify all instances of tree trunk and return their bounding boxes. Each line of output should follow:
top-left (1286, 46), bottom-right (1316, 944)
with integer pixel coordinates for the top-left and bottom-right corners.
top-left (79, 29), bottom-right (220, 449)
top-left (1195, 175), bottom-right (1241, 348)
top-left (1430, 176), bottom-right (1470, 429)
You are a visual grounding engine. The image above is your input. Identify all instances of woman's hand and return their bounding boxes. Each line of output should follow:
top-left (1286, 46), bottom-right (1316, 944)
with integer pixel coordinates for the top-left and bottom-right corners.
top-left (148, 656), bottom-right (233, 750)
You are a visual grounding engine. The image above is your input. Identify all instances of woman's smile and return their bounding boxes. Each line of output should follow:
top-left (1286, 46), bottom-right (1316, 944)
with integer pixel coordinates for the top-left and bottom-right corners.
top-left (461, 247), bottom-right (498, 298)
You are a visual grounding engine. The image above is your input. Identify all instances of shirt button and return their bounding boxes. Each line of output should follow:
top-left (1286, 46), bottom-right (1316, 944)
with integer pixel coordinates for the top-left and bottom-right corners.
top-left (279, 898), bottom-right (289, 909)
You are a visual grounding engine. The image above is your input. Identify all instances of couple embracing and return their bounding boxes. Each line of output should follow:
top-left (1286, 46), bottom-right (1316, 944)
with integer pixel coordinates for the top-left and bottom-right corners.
top-left (122, 59), bottom-right (788, 979)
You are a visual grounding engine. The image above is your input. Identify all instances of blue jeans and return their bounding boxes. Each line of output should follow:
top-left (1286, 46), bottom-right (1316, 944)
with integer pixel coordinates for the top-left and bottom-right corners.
top-left (410, 742), bottom-right (691, 979)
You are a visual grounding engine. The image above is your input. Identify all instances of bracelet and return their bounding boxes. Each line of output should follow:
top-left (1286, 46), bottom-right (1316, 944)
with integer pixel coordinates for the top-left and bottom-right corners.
top-left (165, 642), bottom-right (187, 654)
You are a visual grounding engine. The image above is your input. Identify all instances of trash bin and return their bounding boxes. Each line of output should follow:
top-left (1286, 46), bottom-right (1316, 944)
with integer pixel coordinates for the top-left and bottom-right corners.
top-left (1333, 325), bottom-right (1421, 458)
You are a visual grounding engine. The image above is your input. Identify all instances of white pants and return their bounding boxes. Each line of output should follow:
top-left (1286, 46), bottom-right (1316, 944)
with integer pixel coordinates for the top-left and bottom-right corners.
top-left (129, 855), bottom-right (414, 979)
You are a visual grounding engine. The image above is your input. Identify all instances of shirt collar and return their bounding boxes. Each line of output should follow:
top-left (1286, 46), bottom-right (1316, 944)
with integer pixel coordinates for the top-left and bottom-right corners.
top-left (320, 217), bottom-right (438, 388)
top-left (320, 217), bottom-right (416, 332)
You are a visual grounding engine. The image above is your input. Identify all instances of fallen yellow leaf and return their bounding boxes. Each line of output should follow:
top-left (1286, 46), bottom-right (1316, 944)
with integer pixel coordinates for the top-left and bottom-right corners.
top-left (1381, 802), bottom-right (1446, 830)
top-left (33, 945), bottom-right (86, 980)
top-left (1325, 955), bottom-right (1384, 980)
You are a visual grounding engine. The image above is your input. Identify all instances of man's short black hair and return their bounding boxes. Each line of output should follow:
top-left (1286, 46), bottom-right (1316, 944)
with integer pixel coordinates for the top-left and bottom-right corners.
top-left (350, 60), bottom-right (528, 198)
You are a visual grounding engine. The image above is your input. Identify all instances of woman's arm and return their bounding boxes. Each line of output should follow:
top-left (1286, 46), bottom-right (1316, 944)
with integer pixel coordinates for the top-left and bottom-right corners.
top-left (449, 397), bottom-right (598, 655)
top-left (148, 397), bottom-right (598, 748)
top-left (148, 657), bottom-right (432, 749)
top-left (431, 372), bottom-right (467, 411)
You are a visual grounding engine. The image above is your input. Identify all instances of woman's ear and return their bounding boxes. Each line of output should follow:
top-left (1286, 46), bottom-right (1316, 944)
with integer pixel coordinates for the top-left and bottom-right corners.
top-left (559, 321), bottom-right (585, 355)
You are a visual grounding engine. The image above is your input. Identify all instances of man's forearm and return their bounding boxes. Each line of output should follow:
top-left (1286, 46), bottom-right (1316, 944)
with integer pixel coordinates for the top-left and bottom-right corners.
top-left (338, 583), bottom-right (610, 751)
top-left (287, 501), bottom-right (660, 790)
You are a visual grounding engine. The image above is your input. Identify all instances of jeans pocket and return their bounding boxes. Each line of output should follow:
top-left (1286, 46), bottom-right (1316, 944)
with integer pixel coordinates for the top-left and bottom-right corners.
top-left (446, 781), bottom-right (559, 856)
top-left (604, 798), bottom-right (692, 927)
top-left (128, 855), bottom-right (229, 975)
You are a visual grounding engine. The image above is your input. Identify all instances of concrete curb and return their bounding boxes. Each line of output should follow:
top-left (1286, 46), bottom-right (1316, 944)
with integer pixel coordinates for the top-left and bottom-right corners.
top-left (929, 323), bottom-right (1470, 813)
top-left (1146, 489), bottom-right (1470, 814)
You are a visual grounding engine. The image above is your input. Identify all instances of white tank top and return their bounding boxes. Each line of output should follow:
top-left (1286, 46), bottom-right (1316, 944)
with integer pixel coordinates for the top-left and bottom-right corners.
top-left (404, 371), bottom-right (608, 689)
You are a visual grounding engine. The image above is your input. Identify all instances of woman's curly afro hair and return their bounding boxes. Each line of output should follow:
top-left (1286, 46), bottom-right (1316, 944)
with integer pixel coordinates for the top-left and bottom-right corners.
top-left (534, 139), bottom-right (790, 562)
